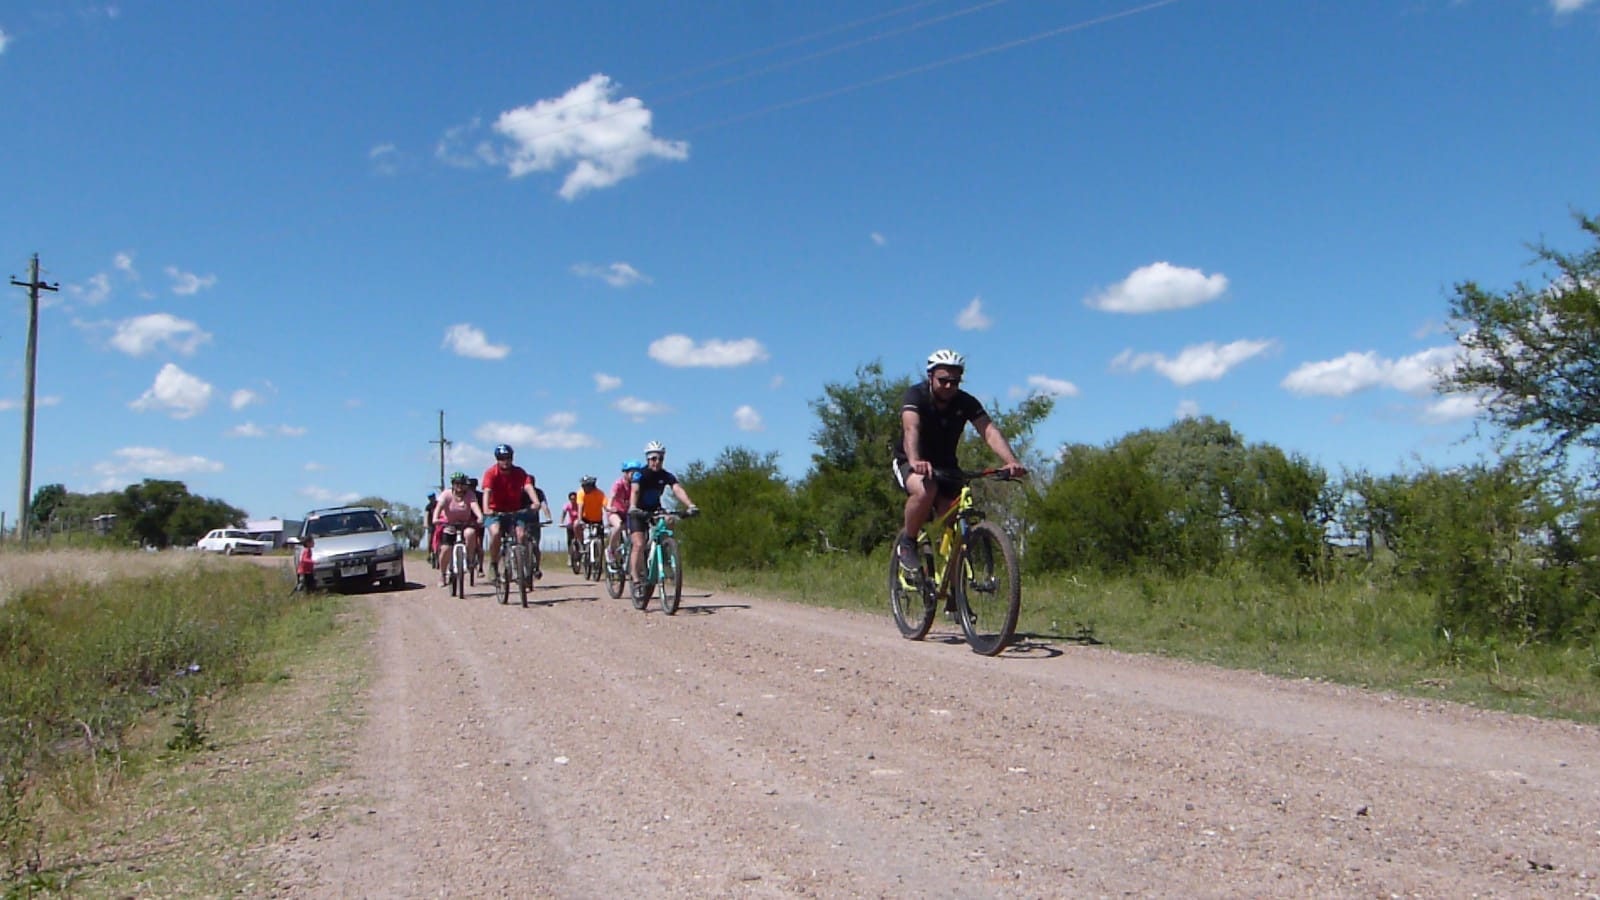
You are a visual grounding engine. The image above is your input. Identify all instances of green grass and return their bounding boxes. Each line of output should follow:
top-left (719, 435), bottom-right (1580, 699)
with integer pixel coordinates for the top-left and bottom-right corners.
top-left (691, 553), bottom-right (1600, 725)
top-left (0, 555), bottom-right (364, 893)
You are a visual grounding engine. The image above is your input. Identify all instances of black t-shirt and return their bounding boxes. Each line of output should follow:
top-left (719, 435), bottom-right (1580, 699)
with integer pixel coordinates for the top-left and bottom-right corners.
top-left (632, 468), bottom-right (680, 510)
top-left (895, 381), bottom-right (988, 467)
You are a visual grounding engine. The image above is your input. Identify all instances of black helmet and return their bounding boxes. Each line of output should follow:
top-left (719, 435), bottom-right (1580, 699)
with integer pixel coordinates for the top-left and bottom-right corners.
top-left (494, 444), bottom-right (514, 460)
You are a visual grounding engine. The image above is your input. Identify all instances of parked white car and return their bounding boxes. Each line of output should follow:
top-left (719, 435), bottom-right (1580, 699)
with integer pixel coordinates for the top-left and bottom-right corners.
top-left (196, 528), bottom-right (272, 555)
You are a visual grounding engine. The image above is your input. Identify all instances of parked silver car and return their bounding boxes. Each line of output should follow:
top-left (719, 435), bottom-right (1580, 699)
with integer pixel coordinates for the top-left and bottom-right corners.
top-left (292, 506), bottom-right (406, 591)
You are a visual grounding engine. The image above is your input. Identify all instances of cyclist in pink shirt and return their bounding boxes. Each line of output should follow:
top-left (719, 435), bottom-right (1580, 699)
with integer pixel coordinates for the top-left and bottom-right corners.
top-left (606, 459), bottom-right (641, 572)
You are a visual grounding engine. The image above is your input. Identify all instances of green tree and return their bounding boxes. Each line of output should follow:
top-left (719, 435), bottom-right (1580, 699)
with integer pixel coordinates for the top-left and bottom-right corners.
top-left (680, 447), bottom-right (798, 569)
top-left (1440, 213), bottom-right (1600, 470)
top-left (799, 361), bottom-right (911, 554)
top-left (29, 483), bottom-right (66, 528)
top-left (112, 480), bottom-right (242, 548)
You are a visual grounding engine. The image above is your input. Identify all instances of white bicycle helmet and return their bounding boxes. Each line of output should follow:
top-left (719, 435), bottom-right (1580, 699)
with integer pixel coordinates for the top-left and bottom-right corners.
top-left (644, 440), bottom-right (666, 455)
top-left (926, 348), bottom-right (965, 372)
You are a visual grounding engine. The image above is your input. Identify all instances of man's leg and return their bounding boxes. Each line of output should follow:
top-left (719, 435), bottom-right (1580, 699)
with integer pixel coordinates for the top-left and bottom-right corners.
top-left (487, 519), bottom-right (503, 576)
top-left (898, 473), bottom-right (936, 571)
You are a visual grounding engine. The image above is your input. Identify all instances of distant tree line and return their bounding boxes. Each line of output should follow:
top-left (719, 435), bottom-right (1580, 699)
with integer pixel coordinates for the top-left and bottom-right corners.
top-left (27, 480), bottom-right (245, 549)
top-left (680, 215), bottom-right (1600, 648)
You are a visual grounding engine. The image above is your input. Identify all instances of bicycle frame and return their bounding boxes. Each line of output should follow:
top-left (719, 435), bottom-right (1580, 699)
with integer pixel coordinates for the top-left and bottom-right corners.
top-left (644, 513), bottom-right (675, 585)
top-left (911, 482), bottom-right (980, 602)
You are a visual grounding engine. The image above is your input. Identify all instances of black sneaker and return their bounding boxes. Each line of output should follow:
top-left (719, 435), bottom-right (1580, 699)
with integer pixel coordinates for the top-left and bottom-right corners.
top-left (895, 536), bottom-right (920, 574)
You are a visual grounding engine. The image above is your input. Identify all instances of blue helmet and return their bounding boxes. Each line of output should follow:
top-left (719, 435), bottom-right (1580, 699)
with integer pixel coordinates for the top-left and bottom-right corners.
top-left (494, 443), bottom-right (514, 460)
top-left (622, 458), bottom-right (643, 472)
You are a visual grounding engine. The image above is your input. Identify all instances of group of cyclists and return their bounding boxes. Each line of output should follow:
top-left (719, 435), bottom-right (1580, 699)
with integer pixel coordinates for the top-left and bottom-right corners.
top-left (425, 439), bottom-right (699, 592)
top-left (422, 347), bottom-right (1026, 599)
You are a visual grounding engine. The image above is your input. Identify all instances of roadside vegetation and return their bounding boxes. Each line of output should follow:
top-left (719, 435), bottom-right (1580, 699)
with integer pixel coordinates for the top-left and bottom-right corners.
top-left (680, 215), bottom-right (1600, 725)
top-left (0, 552), bottom-right (359, 895)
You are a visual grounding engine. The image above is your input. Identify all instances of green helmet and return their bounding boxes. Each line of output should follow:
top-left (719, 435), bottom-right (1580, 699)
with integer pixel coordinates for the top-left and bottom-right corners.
top-left (449, 471), bottom-right (468, 484)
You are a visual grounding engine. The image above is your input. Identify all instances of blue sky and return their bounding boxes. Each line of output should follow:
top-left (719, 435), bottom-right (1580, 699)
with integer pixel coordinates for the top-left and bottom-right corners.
top-left (2, 0), bottom-right (1598, 523)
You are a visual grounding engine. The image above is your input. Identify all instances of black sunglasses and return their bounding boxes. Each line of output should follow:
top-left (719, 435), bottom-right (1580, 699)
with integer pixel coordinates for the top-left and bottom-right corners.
top-left (935, 375), bottom-right (962, 387)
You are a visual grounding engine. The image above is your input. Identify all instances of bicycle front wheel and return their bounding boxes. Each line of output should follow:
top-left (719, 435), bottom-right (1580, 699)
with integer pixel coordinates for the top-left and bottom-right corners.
top-left (569, 542), bottom-right (581, 575)
top-left (658, 538), bottom-right (683, 615)
top-left (955, 521), bottom-right (1020, 656)
top-left (888, 529), bottom-right (935, 640)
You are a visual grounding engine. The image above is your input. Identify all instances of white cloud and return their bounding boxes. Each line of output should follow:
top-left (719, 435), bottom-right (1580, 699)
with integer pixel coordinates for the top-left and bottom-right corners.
top-left (473, 420), bottom-right (598, 450)
top-left (1112, 339), bottom-right (1275, 386)
top-left (93, 447), bottom-right (223, 486)
top-left (956, 296), bottom-right (992, 331)
top-left (1086, 262), bottom-right (1229, 314)
top-left (572, 261), bottom-right (650, 287)
top-left (446, 441), bottom-right (492, 471)
top-left (443, 323), bottom-right (510, 360)
top-left (734, 405), bottom-right (763, 431)
top-left (594, 373), bottom-right (622, 392)
top-left (871, 232), bottom-right (887, 246)
top-left (769, 375), bottom-right (784, 390)
top-left (612, 396), bottom-right (671, 421)
top-left (231, 388), bottom-right (261, 410)
top-left (165, 266), bottom-right (217, 295)
top-left (300, 486), bottom-right (361, 505)
top-left (70, 273), bottom-right (111, 306)
top-left (369, 143), bottom-right (401, 176)
top-left (0, 396), bottom-right (61, 412)
top-left (491, 73), bottom-right (689, 200)
top-left (109, 313), bottom-right (211, 356)
top-left (114, 252), bottom-right (138, 278)
top-left (278, 424), bottom-right (307, 437)
top-left (1422, 394), bottom-right (1486, 425)
top-left (434, 117), bottom-right (500, 169)
top-left (0, 28), bottom-right (10, 55)
top-left (545, 411), bottom-right (577, 429)
top-left (648, 334), bottom-right (769, 368)
top-left (227, 422), bottom-right (266, 438)
top-left (1281, 346), bottom-right (1460, 397)
top-left (1024, 375), bottom-right (1080, 397)
top-left (1175, 400), bottom-right (1201, 420)
top-left (1552, 0), bottom-right (1595, 13)
top-left (130, 363), bottom-right (213, 419)
top-left (303, 461), bottom-right (329, 472)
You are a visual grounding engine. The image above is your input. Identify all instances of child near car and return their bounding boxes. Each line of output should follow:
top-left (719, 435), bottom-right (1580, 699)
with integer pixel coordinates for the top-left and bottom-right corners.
top-left (295, 536), bottom-right (316, 592)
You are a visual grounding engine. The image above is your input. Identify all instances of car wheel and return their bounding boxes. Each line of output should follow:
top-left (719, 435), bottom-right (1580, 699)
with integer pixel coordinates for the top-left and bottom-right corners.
top-left (224, 545), bottom-right (235, 556)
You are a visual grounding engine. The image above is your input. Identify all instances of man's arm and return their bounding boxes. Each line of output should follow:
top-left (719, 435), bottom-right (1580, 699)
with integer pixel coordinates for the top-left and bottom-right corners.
top-left (974, 415), bottom-right (1025, 474)
top-left (901, 408), bottom-right (929, 476)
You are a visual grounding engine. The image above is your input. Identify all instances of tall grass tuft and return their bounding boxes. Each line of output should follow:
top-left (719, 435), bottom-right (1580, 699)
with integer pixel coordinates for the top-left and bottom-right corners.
top-left (0, 560), bottom-right (316, 882)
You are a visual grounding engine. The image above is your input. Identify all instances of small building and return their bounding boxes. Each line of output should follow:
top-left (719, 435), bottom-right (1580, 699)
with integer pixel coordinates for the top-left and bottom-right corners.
top-left (244, 517), bottom-right (303, 549)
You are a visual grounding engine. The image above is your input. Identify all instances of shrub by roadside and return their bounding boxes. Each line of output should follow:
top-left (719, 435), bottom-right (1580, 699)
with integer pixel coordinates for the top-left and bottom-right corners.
top-left (0, 556), bottom-right (354, 892)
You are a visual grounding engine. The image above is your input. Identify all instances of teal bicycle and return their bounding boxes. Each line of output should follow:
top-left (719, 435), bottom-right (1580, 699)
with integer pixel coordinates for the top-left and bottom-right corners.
top-left (628, 508), bottom-right (698, 615)
top-left (889, 468), bottom-right (1021, 656)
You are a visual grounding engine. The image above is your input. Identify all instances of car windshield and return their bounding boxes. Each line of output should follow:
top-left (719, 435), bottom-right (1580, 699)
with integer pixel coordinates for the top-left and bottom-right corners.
top-left (306, 511), bottom-right (385, 538)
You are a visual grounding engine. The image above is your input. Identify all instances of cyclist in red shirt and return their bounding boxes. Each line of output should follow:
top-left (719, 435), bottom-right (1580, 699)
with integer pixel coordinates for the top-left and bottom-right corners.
top-left (481, 444), bottom-right (542, 582)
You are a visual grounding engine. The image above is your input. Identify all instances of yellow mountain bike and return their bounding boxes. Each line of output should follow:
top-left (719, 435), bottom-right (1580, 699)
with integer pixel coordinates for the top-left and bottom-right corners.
top-left (889, 468), bottom-right (1021, 656)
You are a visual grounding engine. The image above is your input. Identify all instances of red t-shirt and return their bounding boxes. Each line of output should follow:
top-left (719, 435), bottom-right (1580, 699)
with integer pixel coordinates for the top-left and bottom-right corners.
top-left (297, 545), bottom-right (315, 575)
top-left (481, 463), bottom-right (534, 512)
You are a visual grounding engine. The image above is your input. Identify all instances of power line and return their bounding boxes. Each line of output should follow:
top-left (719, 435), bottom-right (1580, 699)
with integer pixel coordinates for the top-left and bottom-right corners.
top-left (685, 0), bottom-right (1185, 135)
top-left (10, 254), bottom-right (60, 545)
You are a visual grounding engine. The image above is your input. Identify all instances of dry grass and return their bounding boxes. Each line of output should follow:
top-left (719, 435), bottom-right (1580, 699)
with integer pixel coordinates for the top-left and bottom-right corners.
top-left (0, 549), bottom-right (221, 604)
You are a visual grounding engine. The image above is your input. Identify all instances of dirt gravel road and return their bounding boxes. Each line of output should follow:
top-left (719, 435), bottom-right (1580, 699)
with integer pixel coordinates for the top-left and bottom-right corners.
top-left (277, 568), bottom-right (1600, 897)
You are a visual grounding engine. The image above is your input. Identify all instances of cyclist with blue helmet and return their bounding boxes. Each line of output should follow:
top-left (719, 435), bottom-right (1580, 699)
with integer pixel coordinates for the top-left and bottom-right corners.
top-left (606, 458), bottom-right (643, 573)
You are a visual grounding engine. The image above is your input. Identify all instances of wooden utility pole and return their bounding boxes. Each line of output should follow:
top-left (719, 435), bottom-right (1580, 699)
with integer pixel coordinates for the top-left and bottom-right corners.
top-left (10, 254), bottom-right (58, 546)
top-left (428, 410), bottom-right (450, 493)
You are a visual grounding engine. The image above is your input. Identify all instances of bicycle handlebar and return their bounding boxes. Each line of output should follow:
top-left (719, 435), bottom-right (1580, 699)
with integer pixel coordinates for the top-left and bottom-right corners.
top-left (934, 467), bottom-right (1024, 483)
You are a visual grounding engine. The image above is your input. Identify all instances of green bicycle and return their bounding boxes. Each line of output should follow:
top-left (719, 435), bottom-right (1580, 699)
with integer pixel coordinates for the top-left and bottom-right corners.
top-left (889, 468), bottom-right (1021, 656)
top-left (629, 508), bottom-right (698, 615)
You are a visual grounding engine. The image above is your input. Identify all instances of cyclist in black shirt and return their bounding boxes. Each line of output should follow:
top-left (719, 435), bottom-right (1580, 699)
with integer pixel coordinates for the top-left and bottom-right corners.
top-left (891, 348), bottom-right (1026, 572)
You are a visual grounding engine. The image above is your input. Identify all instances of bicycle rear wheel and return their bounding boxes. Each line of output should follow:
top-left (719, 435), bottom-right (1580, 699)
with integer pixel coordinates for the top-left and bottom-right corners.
top-left (658, 538), bottom-right (683, 615)
top-left (955, 521), bottom-right (1020, 656)
top-left (568, 540), bottom-right (581, 574)
top-left (888, 529), bottom-right (935, 640)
